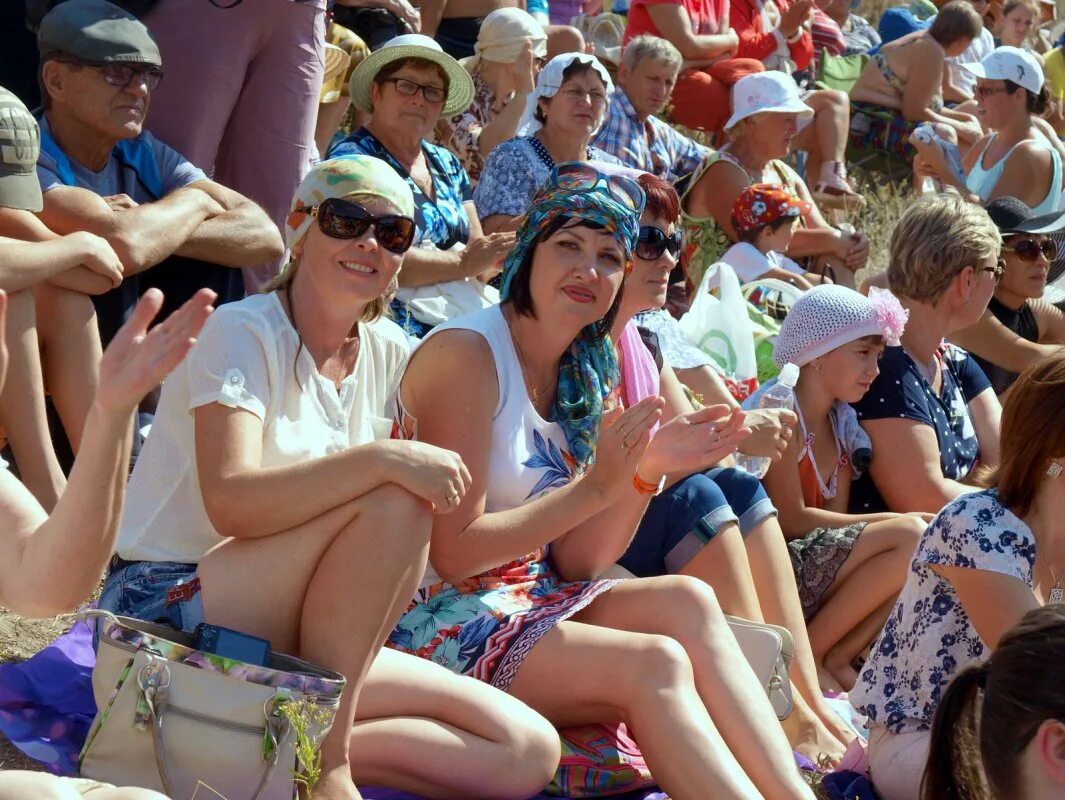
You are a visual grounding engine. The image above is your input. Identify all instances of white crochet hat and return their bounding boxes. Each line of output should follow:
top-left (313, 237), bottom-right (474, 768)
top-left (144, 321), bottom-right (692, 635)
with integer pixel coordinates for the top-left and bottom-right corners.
top-left (773, 285), bottom-right (908, 369)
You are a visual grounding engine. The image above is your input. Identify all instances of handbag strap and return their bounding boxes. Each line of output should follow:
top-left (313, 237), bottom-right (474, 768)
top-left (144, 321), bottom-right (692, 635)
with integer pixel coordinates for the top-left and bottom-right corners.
top-left (138, 656), bottom-right (292, 800)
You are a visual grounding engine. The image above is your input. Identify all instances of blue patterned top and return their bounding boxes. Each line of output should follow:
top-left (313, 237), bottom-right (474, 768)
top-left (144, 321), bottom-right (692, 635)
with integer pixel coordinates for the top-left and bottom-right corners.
top-left (473, 136), bottom-right (621, 220)
top-left (849, 343), bottom-right (991, 513)
top-left (329, 127), bottom-right (473, 249)
top-left (851, 489), bottom-right (1036, 733)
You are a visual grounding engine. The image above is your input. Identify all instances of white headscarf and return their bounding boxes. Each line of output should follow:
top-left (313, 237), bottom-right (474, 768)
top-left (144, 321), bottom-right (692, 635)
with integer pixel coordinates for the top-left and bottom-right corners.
top-left (464, 8), bottom-right (547, 72)
top-left (515, 52), bottom-right (614, 137)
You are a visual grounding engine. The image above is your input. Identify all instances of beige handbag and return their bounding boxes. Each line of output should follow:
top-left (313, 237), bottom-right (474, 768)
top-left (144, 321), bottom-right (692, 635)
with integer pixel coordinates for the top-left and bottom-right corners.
top-left (79, 611), bottom-right (345, 800)
top-left (597, 565), bottom-right (795, 720)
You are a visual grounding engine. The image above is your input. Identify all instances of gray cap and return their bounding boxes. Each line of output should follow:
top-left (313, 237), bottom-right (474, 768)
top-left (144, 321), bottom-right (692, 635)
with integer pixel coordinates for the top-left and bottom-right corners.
top-left (38, 0), bottom-right (162, 66)
top-left (0, 88), bottom-right (43, 213)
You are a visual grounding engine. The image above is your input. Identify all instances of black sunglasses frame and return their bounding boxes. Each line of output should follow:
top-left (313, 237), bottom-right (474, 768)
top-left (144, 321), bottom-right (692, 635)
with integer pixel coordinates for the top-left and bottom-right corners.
top-left (635, 226), bottom-right (683, 261)
top-left (297, 198), bottom-right (417, 254)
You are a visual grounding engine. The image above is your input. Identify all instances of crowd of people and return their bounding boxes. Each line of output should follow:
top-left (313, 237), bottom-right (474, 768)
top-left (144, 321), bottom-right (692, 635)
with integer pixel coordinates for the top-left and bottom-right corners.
top-left (2, 0), bottom-right (1065, 798)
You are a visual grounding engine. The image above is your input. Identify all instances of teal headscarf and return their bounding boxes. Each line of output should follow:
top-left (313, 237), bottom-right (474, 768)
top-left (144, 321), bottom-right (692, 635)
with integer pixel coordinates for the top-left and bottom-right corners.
top-left (500, 181), bottom-right (640, 471)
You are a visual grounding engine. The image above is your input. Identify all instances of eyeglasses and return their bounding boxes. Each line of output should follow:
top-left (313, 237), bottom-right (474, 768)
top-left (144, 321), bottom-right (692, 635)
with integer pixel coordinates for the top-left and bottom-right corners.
top-left (1004, 237), bottom-right (1058, 262)
top-left (976, 85), bottom-right (1009, 98)
top-left (296, 198), bottom-right (417, 254)
top-left (547, 162), bottom-right (646, 213)
top-left (94, 63), bottom-right (164, 92)
top-left (985, 261), bottom-right (1007, 284)
top-left (380, 77), bottom-right (447, 104)
top-left (636, 226), bottom-right (683, 260)
top-left (555, 85), bottom-right (609, 106)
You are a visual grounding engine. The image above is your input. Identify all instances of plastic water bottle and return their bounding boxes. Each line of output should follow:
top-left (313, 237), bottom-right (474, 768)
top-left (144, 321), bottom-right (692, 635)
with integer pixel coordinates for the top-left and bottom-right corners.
top-left (734, 363), bottom-right (800, 479)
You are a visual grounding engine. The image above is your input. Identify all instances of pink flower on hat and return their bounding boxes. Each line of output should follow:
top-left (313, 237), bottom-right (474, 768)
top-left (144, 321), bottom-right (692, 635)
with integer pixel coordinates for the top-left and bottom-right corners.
top-left (868, 287), bottom-right (908, 346)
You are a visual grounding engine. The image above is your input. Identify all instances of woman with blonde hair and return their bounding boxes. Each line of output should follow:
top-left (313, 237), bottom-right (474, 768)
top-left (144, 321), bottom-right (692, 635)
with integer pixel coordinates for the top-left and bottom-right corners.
top-left (850, 192), bottom-right (1003, 516)
top-left (100, 155), bottom-right (560, 800)
top-left (854, 352), bottom-right (1065, 800)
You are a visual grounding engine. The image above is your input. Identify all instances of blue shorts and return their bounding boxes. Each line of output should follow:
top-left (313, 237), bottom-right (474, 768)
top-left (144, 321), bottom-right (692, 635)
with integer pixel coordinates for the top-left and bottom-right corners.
top-left (98, 559), bottom-right (205, 634)
top-left (619, 467), bottom-right (776, 577)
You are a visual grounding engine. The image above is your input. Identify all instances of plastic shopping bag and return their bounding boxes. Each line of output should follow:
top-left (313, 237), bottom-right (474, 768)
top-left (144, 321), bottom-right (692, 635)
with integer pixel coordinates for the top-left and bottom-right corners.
top-left (678, 261), bottom-right (759, 400)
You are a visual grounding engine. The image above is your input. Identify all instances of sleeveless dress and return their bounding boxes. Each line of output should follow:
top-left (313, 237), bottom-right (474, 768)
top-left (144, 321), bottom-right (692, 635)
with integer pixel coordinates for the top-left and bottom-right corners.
top-left (679, 150), bottom-right (807, 293)
top-left (966, 132), bottom-right (1064, 215)
top-left (387, 305), bottom-right (620, 691)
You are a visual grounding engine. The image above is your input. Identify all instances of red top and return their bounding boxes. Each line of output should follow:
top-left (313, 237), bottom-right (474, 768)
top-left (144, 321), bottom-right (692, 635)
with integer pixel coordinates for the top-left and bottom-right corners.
top-left (624, 0), bottom-right (724, 44)
top-left (730, 0), bottom-right (814, 70)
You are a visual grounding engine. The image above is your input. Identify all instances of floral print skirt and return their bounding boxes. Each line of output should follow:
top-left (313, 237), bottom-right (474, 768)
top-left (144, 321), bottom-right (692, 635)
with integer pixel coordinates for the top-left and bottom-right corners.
top-left (387, 549), bottom-right (618, 691)
top-left (787, 522), bottom-right (867, 621)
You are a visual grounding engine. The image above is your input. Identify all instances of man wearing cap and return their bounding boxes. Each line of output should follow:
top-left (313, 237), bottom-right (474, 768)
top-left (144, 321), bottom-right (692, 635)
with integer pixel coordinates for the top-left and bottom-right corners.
top-left (953, 196), bottom-right (1065, 394)
top-left (33, 0), bottom-right (283, 344)
top-left (592, 35), bottom-right (711, 182)
top-left (0, 84), bottom-right (127, 510)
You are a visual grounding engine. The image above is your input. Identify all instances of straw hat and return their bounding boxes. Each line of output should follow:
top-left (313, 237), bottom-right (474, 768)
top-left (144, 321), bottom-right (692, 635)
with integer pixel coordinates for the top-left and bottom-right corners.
top-left (348, 33), bottom-right (475, 117)
top-left (321, 44), bottom-right (352, 104)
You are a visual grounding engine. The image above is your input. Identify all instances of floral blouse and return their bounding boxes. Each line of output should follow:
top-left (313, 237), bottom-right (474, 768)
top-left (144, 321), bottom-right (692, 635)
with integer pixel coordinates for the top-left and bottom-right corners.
top-left (329, 127), bottom-right (473, 249)
top-left (433, 71), bottom-right (497, 185)
top-left (473, 136), bottom-right (621, 220)
top-left (851, 489), bottom-right (1036, 734)
top-left (849, 344), bottom-right (991, 514)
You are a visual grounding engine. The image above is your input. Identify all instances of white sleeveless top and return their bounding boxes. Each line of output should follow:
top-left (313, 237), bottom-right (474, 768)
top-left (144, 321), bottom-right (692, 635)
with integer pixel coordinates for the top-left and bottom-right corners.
top-left (407, 305), bottom-right (576, 588)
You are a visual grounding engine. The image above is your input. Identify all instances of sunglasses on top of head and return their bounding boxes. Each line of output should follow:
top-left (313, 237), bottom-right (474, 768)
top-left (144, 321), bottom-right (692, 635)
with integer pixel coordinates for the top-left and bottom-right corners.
top-left (636, 226), bottom-right (683, 260)
top-left (296, 197), bottom-right (417, 254)
top-left (548, 162), bottom-right (647, 213)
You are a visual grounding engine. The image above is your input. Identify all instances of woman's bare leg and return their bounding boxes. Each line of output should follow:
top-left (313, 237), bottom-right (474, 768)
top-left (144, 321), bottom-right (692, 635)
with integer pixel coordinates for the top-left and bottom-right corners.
top-left (743, 518), bottom-right (855, 753)
top-left (199, 484), bottom-right (433, 800)
top-left (350, 648), bottom-right (559, 799)
top-left (0, 772), bottom-right (168, 800)
top-left (680, 523), bottom-right (763, 620)
top-left (33, 284), bottom-right (101, 452)
top-left (569, 576), bottom-right (816, 800)
top-left (0, 289), bottom-right (64, 509)
top-left (823, 597), bottom-right (897, 691)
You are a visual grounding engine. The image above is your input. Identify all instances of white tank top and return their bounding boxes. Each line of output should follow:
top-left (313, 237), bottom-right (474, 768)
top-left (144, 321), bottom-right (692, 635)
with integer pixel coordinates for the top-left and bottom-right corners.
top-left (407, 305), bottom-right (576, 589)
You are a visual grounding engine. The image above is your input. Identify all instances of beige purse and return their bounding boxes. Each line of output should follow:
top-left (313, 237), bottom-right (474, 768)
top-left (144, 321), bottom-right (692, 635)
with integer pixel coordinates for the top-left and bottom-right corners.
top-left (597, 565), bottom-right (795, 720)
top-left (79, 611), bottom-right (345, 800)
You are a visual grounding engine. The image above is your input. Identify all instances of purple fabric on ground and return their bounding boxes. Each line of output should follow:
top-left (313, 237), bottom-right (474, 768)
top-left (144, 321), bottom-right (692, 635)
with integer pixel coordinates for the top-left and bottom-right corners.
top-left (361, 791), bottom-right (669, 800)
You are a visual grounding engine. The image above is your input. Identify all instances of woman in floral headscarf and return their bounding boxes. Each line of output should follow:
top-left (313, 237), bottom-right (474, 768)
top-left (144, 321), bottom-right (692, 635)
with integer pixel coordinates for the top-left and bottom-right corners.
top-left (101, 155), bottom-right (560, 800)
top-left (393, 161), bottom-right (818, 800)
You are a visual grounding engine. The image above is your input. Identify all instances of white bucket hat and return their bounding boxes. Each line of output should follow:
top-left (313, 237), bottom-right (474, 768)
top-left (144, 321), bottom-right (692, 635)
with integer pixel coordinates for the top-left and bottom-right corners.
top-left (515, 52), bottom-right (614, 136)
top-left (724, 71), bottom-right (814, 132)
top-left (962, 45), bottom-right (1045, 96)
top-left (348, 33), bottom-right (475, 117)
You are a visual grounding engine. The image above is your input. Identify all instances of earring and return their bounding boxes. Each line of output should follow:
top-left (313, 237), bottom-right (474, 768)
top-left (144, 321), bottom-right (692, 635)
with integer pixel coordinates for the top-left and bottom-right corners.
top-left (1048, 462), bottom-right (1063, 479)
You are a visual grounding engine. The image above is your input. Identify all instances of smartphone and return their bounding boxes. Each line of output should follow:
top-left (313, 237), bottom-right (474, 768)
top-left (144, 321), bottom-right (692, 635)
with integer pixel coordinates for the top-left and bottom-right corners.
top-left (193, 623), bottom-right (271, 666)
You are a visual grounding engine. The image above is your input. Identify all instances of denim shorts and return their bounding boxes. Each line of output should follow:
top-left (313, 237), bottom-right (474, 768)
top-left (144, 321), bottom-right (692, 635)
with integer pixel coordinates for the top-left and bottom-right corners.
top-left (619, 467), bottom-right (777, 577)
top-left (98, 559), bottom-right (205, 634)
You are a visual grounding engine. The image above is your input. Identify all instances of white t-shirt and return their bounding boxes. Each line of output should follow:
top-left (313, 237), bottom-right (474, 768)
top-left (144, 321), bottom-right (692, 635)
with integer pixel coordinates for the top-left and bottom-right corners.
top-left (719, 242), bottom-right (805, 284)
top-left (949, 28), bottom-right (995, 96)
top-left (117, 292), bottom-right (411, 564)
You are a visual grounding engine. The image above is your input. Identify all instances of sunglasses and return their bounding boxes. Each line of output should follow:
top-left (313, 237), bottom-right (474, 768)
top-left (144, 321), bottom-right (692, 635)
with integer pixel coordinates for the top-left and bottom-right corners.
top-left (975, 85), bottom-right (1009, 98)
top-left (380, 77), bottom-right (447, 104)
top-left (548, 162), bottom-right (646, 213)
top-left (296, 198), bottom-right (417, 254)
top-left (1004, 237), bottom-right (1058, 262)
top-left (95, 63), bottom-right (164, 92)
top-left (636, 226), bottom-right (683, 260)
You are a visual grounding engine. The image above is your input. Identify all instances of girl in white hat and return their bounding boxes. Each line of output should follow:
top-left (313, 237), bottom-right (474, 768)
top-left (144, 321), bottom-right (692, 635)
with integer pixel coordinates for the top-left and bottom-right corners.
top-left (758, 285), bottom-right (930, 691)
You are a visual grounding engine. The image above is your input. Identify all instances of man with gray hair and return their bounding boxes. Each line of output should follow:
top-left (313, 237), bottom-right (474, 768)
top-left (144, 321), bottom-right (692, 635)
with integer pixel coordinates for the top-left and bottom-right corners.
top-left (592, 34), bottom-right (711, 181)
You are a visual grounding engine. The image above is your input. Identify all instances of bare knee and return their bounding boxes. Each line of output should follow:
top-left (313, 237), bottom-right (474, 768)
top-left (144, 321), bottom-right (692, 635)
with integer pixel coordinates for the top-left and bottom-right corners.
top-left (652, 574), bottom-right (722, 624)
top-left (627, 634), bottom-right (695, 695)
top-left (497, 711), bottom-right (561, 798)
top-left (353, 483), bottom-right (432, 544)
top-left (35, 283), bottom-right (97, 332)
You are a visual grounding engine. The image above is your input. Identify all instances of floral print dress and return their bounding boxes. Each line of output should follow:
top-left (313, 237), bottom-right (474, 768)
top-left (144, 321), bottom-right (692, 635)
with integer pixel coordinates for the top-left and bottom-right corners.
top-left (851, 489), bottom-right (1036, 733)
top-left (387, 306), bottom-right (618, 690)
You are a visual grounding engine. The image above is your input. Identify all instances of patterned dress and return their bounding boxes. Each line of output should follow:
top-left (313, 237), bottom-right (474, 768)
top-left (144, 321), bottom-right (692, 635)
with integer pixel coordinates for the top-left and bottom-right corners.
top-left (387, 306), bottom-right (618, 690)
top-left (433, 70), bottom-right (497, 185)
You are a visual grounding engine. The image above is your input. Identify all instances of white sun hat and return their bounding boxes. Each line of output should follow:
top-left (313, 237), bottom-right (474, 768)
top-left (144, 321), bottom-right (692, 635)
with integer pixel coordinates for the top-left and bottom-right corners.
top-left (725, 71), bottom-right (814, 132)
top-left (348, 33), bottom-right (475, 117)
top-left (962, 45), bottom-right (1045, 96)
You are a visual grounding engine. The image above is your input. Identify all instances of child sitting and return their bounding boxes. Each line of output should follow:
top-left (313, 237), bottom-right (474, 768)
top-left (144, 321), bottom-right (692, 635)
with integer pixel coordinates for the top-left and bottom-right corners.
top-left (719, 184), bottom-right (819, 290)
top-left (757, 285), bottom-right (929, 691)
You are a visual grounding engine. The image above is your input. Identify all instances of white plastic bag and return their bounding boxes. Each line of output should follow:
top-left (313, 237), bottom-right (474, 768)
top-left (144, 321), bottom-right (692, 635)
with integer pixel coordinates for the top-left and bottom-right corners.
top-left (678, 261), bottom-right (759, 400)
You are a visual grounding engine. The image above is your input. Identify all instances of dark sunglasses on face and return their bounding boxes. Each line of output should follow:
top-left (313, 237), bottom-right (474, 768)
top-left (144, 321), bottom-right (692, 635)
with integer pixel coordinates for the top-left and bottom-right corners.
top-left (636, 225), bottom-right (683, 260)
top-left (548, 162), bottom-right (647, 213)
top-left (380, 77), bottom-right (447, 104)
top-left (1004, 237), bottom-right (1058, 262)
top-left (296, 198), bottom-right (417, 254)
top-left (95, 63), bottom-right (164, 92)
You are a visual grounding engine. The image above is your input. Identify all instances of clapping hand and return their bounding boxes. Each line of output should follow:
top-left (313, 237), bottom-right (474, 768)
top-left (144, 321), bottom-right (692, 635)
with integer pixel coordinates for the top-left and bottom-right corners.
top-left (640, 404), bottom-right (751, 478)
top-left (95, 288), bottom-right (216, 414)
top-left (586, 396), bottom-right (664, 499)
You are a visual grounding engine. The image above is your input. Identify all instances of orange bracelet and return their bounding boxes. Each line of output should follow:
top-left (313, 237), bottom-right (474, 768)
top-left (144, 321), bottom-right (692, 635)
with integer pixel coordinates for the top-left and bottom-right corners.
top-left (632, 472), bottom-right (665, 496)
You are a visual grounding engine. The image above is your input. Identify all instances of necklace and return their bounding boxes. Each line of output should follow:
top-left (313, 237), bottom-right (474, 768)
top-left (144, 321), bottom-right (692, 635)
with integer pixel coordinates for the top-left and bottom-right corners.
top-left (1041, 550), bottom-right (1064, 603)
top-left (505, 309), bottom-right (540, 406)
